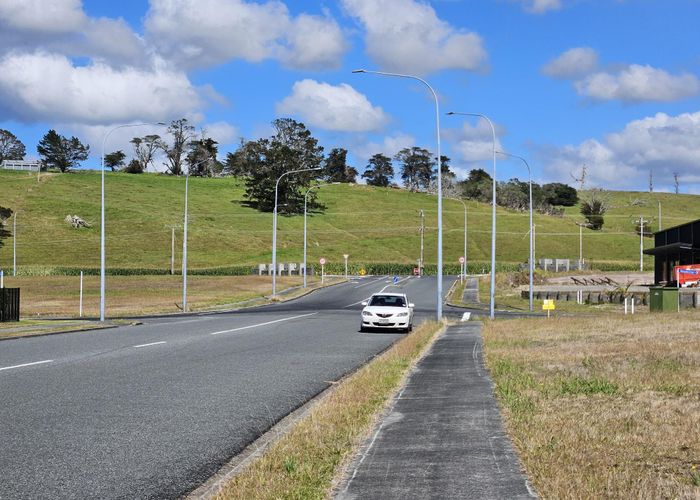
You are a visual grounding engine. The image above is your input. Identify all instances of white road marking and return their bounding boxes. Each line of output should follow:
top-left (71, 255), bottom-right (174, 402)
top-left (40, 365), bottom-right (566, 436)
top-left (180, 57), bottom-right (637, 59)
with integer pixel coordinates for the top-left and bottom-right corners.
top-left (344, 299), bottom-right (368, 308)
top-left (210, 313), bottom-right (317, 336)
top-left (133, 341), bottom-right (167, 348)
top-left (380, 276), bottom-right (412, 292)
top-left (352, 276), bottom-right (387, 288)
top-left (0, 359), bottom-right (54, 372)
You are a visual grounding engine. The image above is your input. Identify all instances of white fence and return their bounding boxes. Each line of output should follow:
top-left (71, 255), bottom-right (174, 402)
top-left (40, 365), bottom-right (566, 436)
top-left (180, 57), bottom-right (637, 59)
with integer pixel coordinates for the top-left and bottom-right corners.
top-left (1, 160), bottom-right (41, 172)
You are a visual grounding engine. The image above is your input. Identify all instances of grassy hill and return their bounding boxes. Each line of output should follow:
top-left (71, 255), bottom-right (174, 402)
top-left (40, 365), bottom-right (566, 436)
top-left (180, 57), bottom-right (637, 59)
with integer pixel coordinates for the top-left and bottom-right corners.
top-left (0, 169), bottom-right (697, 273)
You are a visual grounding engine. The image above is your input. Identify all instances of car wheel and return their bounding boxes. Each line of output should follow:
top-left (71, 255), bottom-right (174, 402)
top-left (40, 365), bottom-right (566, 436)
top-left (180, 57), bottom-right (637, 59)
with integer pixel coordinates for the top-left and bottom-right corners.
top-left (359, 325), bottom-right (366, 333)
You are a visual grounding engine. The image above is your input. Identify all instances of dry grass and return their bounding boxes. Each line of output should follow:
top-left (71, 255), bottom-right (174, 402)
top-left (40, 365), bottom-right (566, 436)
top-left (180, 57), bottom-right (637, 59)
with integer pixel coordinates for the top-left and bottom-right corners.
top-left (213, 321), bottom-right (441, 500)
top-left (3, 275), bottom-right (318, 317)
top-left (484, 312), bottom-right (700, 499)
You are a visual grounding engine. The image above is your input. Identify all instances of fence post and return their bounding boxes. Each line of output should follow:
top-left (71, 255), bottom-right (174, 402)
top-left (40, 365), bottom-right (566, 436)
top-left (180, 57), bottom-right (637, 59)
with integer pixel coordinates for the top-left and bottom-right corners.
top-left (79, 271), bottom-right (84, 318)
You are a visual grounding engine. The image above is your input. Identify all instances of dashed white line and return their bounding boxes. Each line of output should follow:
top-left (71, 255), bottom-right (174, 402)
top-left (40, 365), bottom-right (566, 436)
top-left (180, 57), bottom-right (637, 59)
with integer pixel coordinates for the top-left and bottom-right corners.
top-left (133, 341), bottom-right (167, 348)
top-left (352, 276), bottom-right (387, 288)
top-left (0, 359), bottom-right (54, 372)
top-left (210, 313), bottom-right (317, 336)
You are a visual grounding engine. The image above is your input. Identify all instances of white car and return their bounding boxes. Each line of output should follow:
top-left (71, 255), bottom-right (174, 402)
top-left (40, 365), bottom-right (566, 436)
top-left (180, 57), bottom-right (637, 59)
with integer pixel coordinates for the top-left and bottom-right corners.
top-left (360, 292), bottom-right (414, 332)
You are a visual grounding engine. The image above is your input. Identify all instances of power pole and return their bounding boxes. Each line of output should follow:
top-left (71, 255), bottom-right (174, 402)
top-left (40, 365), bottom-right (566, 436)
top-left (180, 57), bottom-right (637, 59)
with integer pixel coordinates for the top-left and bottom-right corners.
top-left (419, 209), bottom-right (425, 276)
top-left (673, 172), bottom-right (679, 194)
top-left (648, 170), bottom-right (653, 192)
top-left (13, 212), bottom-right (17, 276)
top-left (571, 164), bottom-right (587, 191)
top-left (636, 215), bottom-right (648, 271)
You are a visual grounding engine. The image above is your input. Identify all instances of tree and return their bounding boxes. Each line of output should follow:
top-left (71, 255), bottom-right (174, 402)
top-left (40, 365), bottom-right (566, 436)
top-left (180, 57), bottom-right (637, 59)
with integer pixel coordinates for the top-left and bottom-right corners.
top-left (224, 139), bottom-right (266, 177)
top-left (395, 147), bottom-right (434, 191)
top-left (104, 150), bottom-right (126, 171)
top-left (36, 130), bottom-right (89, 172)
top-left (0, 129), bottom-right (26, 163)
top-left (186, 137), bottom-right (222, 177)
top-left (0, 206), bottom-right (12, 249)
top-left (323, 148), bottom-right (357, 183)
top-left (460, 168), bottom-right (492, 202)
top-left (362, 153), bottom-right (394, 187)
top-left (123, 159), bottom-right (143, 174)
top-left (580, 189), bottom-right (609, 230)
top-left (243, 118), bottom-right (324, 214)
top-left (497, 179), bottom-right (530, 211)
top-left (130, 135), bottom-right (162, 173)
top-left (162, 118), bottom-right (195, 175)
top-left (542, 182), bottom-right (578, 206)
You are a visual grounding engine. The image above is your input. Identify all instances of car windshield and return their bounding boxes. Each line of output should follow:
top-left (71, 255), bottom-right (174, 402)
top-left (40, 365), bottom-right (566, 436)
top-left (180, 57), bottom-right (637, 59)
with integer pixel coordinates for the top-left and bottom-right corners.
top-left (369, 295), bottom-right (406, 307)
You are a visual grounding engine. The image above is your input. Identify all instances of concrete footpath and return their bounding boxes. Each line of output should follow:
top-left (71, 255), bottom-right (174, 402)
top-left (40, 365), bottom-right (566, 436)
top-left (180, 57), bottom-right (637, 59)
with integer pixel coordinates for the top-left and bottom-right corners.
top-left (336, 322), bottom-right (536, 499)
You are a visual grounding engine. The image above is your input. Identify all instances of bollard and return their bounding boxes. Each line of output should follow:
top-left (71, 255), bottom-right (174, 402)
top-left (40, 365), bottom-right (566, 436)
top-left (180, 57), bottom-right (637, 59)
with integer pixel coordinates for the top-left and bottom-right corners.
top-left (79, 271), bottom-right (84, 318)
top-left (624, 298), bottom-right (628, 315)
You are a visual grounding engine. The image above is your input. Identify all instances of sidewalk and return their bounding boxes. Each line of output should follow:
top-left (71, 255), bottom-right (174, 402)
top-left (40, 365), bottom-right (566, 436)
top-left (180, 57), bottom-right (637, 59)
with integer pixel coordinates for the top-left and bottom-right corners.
top-left (336, 322), bottom-right (536, 499)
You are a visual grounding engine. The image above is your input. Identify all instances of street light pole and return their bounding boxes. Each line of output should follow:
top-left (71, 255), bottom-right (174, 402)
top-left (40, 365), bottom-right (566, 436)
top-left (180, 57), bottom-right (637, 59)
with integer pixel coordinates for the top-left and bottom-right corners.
top-left (354, 69), bottom-right (444, 321)
top-left (303, 182), bottom-right (340, 288)
top-left (447, 112), bottom-right (497, 319)
top-left (273, 167), bottom-right (323, 296)
top-left (496, 151), bottom-right (533, 312)
top-left (182, 155), bottom-right (216, 312)
top-left (443, 197), bottom-right (467, 281)
top-left (100, 121), bottom-right (165, 321)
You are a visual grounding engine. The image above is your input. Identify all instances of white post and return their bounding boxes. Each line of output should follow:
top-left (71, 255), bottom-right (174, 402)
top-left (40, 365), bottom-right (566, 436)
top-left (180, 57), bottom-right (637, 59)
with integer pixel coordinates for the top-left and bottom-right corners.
top-left (344, 254), bottom-right (349, 279)
top-left (321, 264), bottom-right (325, 284)
top-left (1, 269), bottom-right (3, 288)
top-left (639, 216), bottom-right (644, 272)
top-left (79, 271), bottom-right (84, 318)
top-left (631, 298), bottom-right (635, 315)
top-left (171, 227), bottom-right (175, 275)
top-left (580, 224), bottom-right (583, 267)
top-left (13, 212), bottom-right (16, 276)
top-left (624, 298), bottom-right (628, 315)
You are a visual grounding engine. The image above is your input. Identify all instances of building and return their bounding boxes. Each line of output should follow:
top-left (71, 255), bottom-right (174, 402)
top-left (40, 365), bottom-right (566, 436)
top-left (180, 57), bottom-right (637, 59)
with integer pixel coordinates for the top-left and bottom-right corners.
top-left (644, 219), bottom-right (700, 285)
top-left (0, 160), bottom-right (41, 172)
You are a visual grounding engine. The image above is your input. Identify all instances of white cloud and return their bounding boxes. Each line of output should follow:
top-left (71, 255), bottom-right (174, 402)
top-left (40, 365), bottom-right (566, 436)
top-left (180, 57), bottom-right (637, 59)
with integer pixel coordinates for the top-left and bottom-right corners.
top-left (342, 0), bottom-right (486, 75)
top-left (201, 121), bottom-right (239, 146)
top-left (515, 0), bottom-right (562, 14)
top-left (0, 0), bottom-right (86, 33)
top-left (575, 64), bottom-right (700, 103)
top-left (543, 111), bottom-right (700, 190)
top-left (276, 79), bottom-right (389, 132)
top-left (144, 0), bottom-right (347, 70)
top-left (350, 132), bottom-right (416, 164)
top-left (444, 118), bottom-right (504, 163)
top-left (542, 47), bottom-right (598, 78)
top-left (0, 51), bottom-right (202, 124)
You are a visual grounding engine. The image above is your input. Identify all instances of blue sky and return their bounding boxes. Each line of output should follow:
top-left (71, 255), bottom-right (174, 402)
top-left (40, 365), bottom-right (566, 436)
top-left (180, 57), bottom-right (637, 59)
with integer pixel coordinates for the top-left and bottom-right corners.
top-left (1, 0), bottom-right (699, 192)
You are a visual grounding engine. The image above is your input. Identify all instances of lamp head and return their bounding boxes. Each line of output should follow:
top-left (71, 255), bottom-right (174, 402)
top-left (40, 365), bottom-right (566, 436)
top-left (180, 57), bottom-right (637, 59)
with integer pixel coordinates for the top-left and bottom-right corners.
top-left (352, 69), bottom-right (366, 73)
top-left (446, 111), bottom-right (455, 115)
top-left (157, 122), bottom-right (167, 125)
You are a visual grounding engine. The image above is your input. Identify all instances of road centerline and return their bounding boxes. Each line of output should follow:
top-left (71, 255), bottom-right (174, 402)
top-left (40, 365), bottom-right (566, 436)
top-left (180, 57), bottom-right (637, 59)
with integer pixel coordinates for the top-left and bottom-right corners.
top-left (210, 313), bottom-right (317, 336)
top-left (0, 359), bottom-right (54, 372)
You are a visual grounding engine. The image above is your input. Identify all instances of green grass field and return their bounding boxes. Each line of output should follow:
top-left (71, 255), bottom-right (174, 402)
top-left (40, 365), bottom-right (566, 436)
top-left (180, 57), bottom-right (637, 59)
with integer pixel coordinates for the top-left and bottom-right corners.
top-left (1, 169), bottom-right (697, 272)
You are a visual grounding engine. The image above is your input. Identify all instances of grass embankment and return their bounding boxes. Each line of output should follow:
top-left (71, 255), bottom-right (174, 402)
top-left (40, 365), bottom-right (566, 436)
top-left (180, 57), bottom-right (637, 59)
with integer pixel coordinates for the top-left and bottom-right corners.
top-left (484, 313), bottom-right (700, 498)
top-left (0, 319), bottom-right (130, 340)
top-left (2, 169), bottom-right (697, 271)
top-left (3, 275), bottom-right (318, 317)
top-left (213, 321), bottom-right (442, 499)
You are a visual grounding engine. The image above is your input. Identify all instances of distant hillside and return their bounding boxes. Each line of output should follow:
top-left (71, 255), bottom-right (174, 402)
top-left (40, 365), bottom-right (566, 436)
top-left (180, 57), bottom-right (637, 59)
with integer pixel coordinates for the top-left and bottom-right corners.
top-left (0, 169), bottom-right (697, 272)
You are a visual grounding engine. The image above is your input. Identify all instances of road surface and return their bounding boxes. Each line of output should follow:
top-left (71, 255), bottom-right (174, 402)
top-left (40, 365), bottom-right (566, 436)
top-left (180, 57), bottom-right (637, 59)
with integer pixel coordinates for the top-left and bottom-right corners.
top-left (0, 275), bottom-right (455, 499)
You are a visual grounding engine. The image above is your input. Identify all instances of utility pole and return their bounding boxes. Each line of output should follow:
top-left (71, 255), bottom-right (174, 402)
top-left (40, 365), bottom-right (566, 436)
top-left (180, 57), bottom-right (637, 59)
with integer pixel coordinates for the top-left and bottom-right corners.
top-left (648, 170), bottom-right (653, 192)
top-left (658, 201), bottom-right (662, 231)
top-left (673, 172), bottom-right (679, 194)
top-left (637, 215), bottom-right (648, 271)
top-left (419, 209), bottom-right (425, 276)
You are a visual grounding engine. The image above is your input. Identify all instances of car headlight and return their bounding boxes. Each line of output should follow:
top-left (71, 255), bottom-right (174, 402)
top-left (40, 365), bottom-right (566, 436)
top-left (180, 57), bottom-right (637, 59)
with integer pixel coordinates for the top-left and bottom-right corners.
top-left (362, 310), bottom-right (373, 317)
top-left (397, 312), bottom-right (409, 317)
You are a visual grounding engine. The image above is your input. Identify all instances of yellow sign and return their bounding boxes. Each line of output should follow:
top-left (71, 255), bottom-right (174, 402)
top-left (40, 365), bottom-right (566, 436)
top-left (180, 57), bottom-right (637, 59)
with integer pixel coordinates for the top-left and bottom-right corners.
top-left (359, 268), bottom-right (366, 276)
top-left (542, 299), bottom-right (556, 311)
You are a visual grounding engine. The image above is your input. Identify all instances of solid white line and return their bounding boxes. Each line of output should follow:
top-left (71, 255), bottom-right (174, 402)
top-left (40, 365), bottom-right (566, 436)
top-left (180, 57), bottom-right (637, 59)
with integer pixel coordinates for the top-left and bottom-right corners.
top-left (344, 299), bottom-right (367, 308)
top-left (210, 313), bottom-right (317, 336)
top-left (133, 341), bottom-right (167, 348)
top-left (0, 359), bottom-right (54, 372)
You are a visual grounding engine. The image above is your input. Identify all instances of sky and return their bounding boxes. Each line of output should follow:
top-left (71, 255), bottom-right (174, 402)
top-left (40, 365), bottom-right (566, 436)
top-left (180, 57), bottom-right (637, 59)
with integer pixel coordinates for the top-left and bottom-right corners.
top-left (1, 0), bottom-right (699, 192)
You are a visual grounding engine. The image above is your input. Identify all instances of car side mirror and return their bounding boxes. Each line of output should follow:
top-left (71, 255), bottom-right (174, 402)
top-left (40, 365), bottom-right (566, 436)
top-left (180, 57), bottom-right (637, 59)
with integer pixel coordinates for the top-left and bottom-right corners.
top-left (409, 303), bottom-right (415, 308)
top-left (361, 301), bottom-right (368, 306)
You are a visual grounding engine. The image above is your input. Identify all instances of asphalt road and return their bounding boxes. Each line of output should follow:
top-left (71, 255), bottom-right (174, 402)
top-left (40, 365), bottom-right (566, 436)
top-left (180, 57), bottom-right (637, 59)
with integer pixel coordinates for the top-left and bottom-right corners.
top-left (0, 275), bottom-right (456, 499)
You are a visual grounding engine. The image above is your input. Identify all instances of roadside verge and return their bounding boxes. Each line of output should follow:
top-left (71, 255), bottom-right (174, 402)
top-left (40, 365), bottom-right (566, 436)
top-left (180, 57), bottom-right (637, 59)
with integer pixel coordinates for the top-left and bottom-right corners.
top-left (193, 321), bottom-right (444, 499)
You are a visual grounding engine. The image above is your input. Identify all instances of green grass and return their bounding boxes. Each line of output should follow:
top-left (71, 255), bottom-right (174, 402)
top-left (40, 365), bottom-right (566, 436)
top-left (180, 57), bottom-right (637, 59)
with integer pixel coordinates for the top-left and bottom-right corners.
top-left (1, 169), bottom-right (698, 271)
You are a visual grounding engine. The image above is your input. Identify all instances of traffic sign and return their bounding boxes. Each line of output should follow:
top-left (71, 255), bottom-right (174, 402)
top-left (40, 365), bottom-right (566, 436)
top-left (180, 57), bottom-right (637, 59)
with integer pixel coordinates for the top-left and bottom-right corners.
top-left (319, 257), bottom-right (326, 265)
top-left (359, 268), bottom-right (366, 276)
top-left (343, 254), bottom-right (349, 259)
top-left (458, 256), bottom-right (465, 264)
top-left (393, 276), bottom-right (399, 284)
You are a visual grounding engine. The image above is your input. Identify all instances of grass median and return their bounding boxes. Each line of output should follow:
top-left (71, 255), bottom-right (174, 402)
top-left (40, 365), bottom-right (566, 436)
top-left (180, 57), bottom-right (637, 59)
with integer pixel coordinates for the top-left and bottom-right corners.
top-left (483, 312), bottom-right (700, 498)
top-left (213, 321), bottom-right (442, 500)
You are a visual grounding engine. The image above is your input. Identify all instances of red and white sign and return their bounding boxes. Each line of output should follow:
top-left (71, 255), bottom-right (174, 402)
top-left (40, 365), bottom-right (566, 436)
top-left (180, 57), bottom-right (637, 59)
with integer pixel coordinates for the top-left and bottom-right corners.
top-left (458, 256), bottom-right (465, 264)
top-left (319, 257), bottom-right (326, 265)
top-left (674, 264), bottom-right (700, 287)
